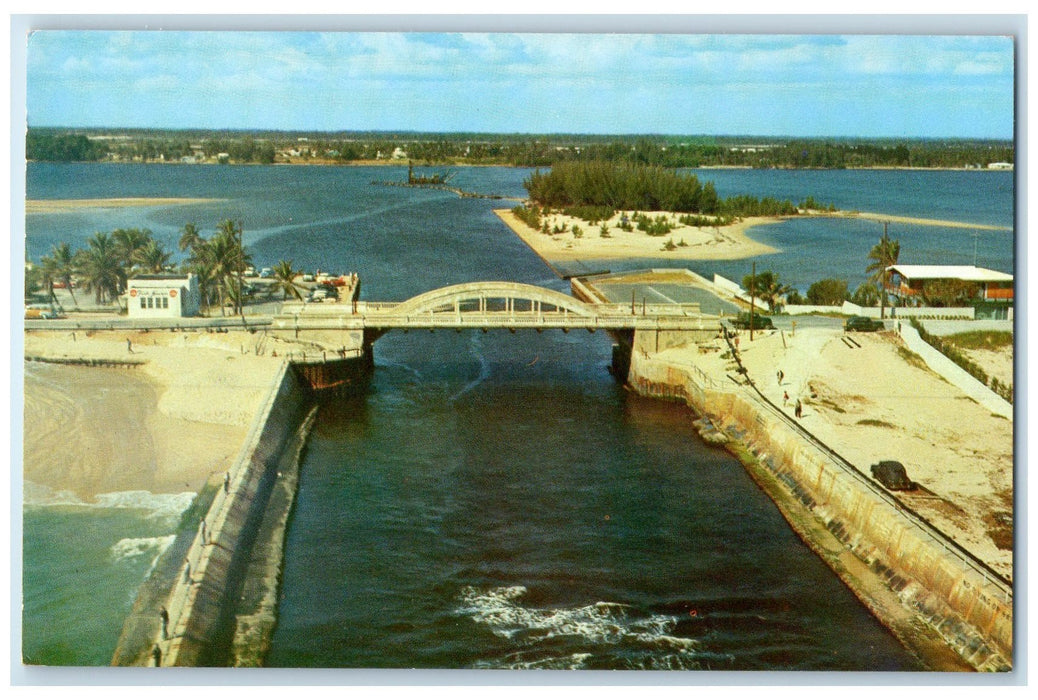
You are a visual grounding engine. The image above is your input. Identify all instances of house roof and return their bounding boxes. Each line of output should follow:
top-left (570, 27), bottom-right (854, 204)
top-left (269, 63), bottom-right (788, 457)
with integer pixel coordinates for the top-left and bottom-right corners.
top-left (887, 265), bottom-right (1013, 283)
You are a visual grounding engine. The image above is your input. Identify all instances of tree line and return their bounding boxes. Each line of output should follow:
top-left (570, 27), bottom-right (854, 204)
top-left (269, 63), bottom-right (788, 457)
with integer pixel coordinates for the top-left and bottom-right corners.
top-left (27, 221), bottom-right (308, 314)
top-left (521, 161), bottom-right (825, 219)
top-left (26, 128), bottom-right (1014, 168)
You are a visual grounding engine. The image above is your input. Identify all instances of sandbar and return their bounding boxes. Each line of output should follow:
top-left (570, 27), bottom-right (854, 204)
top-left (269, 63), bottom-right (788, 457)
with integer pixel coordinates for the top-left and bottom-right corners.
top-left (26, 198), bottom-right (221, 214)
top-left (827, 210), bottom-right (1011, 231)
top-left (496, 206), bottom-right (1011, 266)
top-left (495, 209), bottom-right (779, 263)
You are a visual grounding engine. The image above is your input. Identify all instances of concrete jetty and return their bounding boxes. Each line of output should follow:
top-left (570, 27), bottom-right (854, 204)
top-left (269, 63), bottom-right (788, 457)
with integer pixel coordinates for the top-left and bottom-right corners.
top-left (625, 334), bottom-right (1012, 671)
top-left (113, 362), bottom-right (316, 666)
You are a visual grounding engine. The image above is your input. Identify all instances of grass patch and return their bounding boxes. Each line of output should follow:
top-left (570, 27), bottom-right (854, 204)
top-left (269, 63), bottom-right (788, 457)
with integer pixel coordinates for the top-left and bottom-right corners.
top-left (896, 345), bottom-right (929, 370)
top-left (857, 418), bottom-right (896, 428)
top-left (817, 398), bottom-right (846, 413)
top-left (944, 330), bottom-right (1013, 351)
top-left (982, 511), bottom-right (1014, 551)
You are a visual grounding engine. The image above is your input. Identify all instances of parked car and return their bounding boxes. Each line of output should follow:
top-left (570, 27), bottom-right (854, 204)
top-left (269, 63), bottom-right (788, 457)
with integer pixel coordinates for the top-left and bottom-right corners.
top-left (845, 316), bottom-right (884, 332)
top-left (259, 267), bottom-right (273, 278)
top-left (308, 284), bottom-right (339, 302)
top-left (25, 307), bottom-right (64, 320)
top-left (870, 461), bottom-right (915, 491)
top-left (730, 312), bottom-right (774, 330)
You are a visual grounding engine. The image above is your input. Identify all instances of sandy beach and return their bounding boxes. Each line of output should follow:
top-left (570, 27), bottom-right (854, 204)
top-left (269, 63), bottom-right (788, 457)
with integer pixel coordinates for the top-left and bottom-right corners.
top-left (495, 206), bottom-right (1009, 265)
top-left (26, 197), bottom-right (221, 214)
top-left (495, 209), bottom-right (779, 262)
top-left (679, 327), bottom-right (1014, 580)
top-left (23, 330), bottom-right (286, 501)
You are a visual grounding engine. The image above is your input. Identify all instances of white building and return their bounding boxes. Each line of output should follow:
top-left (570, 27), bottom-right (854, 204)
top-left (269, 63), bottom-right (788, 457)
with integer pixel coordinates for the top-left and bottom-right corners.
top-left (127, 274), bottom-right (201, 318)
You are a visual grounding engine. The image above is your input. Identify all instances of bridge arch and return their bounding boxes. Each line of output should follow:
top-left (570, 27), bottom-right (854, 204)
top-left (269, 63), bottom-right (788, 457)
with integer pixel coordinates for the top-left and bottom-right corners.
top-left (388, 281), bottom-right (601, 318)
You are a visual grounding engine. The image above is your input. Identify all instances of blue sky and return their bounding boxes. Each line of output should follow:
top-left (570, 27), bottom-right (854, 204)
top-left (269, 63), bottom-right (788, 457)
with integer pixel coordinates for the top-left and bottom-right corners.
top-left (25, 31), bottom-right (1015, 138)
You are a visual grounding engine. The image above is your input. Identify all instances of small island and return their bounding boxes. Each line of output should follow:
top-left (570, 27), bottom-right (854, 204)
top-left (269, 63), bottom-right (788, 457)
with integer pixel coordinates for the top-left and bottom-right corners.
top-left (496, 161), bottom-right (1010, 264)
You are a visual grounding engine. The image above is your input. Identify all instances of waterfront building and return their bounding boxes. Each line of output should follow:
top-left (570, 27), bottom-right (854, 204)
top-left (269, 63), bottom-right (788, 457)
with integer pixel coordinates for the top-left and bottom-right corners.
top-left (127, 274), bottom-right (201, 318)
top-left (886, 264), bottom-right (1014, 319)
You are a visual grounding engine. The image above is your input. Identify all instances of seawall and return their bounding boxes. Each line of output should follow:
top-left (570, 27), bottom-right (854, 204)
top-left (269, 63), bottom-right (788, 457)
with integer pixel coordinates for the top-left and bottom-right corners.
top-left (627, 350), bottom-right (1013, 671)
top-left (139, 361), bottom-right (314, 667)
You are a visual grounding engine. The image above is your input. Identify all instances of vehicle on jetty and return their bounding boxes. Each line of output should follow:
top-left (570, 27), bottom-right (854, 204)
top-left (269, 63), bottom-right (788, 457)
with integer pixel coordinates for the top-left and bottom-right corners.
top-left (730, 311), bottom-right (774, 330)
top-left (845, 315), bottom-right (885, 332)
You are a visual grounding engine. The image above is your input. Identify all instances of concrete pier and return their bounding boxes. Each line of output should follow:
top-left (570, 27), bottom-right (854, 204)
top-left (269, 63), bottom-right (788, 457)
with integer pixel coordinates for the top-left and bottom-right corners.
top-left (119, 362), bottom-right (314, 666)
top-left (627, 349), bottom-right (1012, 671)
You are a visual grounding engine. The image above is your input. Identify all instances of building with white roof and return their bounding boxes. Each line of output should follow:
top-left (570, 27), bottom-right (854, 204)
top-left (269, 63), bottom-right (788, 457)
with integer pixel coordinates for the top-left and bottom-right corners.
top-left (886, 265), bottom-right (1013, 319)
top-left (127, 274), bottom-right (201, 318)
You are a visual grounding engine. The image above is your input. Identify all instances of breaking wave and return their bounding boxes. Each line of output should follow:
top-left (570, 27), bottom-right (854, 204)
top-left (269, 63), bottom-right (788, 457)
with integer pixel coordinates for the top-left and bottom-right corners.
top-left (456, 585), bottom-right (704, 670)
top-left (110, 534), bottom-right (176, 578)
top-left (23, 482), bottom-right (195, 521)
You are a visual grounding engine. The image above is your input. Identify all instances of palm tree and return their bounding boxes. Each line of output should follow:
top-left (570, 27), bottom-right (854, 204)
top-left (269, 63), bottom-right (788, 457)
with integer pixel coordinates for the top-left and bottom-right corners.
top-left (50, 242), bottom-right (79, 308)
top-left (178, 222), bottom-right (204, 253)
top-left (270, 259), bottom-right (304, 300)
top-left (214, 219), bottom-right (251, 316)
top-left (75, 232), bottom-right (122, 305)
top-left (743, 270), bottom-right (793, 312)
top-left (205, 232), bottom-right (235, 315)
top-left (112, 227), bottom-right (154, 290)
top-left (38, 253), bottom-right (60, 308)
top-left (866, 227), bottom-right (900, 319)
top-left (184, 239), bottom-right (218, 314)
top-left (134, 240), bottom-right (172, 274)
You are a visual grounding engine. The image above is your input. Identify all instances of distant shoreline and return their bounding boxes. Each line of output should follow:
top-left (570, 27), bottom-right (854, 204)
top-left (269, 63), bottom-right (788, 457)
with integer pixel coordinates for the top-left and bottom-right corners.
top-left (25, 159), bottom-right (1013, 173)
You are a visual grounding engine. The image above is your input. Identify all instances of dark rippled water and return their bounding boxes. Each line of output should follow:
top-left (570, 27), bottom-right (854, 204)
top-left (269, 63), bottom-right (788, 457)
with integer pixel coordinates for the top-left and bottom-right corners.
top-left (24, 163), bottom-right (1012, 669)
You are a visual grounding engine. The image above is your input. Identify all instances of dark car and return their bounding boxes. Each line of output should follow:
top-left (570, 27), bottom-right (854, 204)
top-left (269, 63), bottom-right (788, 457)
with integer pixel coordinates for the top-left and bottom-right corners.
top-left (730, 312), bottom-right (774, 330)
top-left (870, 461), bottom-right (915, 490)
top-left (845, 316), bottom-right (884, 332)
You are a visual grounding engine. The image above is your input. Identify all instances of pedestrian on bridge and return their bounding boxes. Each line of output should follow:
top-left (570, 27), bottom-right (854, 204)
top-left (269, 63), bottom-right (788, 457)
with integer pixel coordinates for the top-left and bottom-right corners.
top-left (160, 607), bottom-right (169, 639)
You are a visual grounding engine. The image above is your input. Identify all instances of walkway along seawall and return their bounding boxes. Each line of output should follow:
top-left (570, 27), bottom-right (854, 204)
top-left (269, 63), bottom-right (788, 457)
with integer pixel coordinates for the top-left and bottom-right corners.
top-left (119, 361), bottom-right (315, 667)
top-left (625, 341), bottom-right (1013, 671)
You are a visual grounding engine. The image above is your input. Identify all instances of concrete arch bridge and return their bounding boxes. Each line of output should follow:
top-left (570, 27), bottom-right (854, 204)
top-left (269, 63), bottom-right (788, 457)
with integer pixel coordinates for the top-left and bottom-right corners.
top-left (275, 280), bottom-right (718, 339)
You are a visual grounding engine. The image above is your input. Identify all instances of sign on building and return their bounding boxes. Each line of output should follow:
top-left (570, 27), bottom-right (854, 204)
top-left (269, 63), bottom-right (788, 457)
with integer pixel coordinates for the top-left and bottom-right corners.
top-left (127, 274), bottom-right (201, 318)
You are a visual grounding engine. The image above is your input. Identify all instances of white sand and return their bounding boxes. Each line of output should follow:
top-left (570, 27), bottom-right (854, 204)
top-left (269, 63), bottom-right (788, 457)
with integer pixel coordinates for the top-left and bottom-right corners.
top-left (23, 330), bottom-right (286, 500)
top-left (496, 209), bottom-right (778, 262)
top-left (26, 198), bottom-right (220, 214)
top-left (680, 327), bottom-right (1013, 579)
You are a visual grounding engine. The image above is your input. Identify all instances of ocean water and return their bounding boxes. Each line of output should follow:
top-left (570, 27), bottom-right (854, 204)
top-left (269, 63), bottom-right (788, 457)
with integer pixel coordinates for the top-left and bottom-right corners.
top-left (22, 163), bottom-right (1014, 669)
top-left (22, 490), bottom-right (193, 666)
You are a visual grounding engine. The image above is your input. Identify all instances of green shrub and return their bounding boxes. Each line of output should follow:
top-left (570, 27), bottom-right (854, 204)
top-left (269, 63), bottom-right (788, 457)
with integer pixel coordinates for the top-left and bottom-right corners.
top-left (562, 204), bottom-right (615, 224)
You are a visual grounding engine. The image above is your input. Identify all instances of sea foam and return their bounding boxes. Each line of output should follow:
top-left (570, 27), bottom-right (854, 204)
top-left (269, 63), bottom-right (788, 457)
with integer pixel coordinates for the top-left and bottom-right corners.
top-left (456, 585), bottom-right (701, 669)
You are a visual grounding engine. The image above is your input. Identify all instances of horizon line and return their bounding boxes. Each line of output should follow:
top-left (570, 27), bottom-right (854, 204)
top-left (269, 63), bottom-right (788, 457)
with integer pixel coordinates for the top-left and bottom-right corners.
top-left (27, 126), bottom-right (1016, 143)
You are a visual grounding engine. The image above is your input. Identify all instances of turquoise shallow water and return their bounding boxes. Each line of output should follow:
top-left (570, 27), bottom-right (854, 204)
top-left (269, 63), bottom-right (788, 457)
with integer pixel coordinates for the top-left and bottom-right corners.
top-left (22, 163), bottom-right (1013, 669)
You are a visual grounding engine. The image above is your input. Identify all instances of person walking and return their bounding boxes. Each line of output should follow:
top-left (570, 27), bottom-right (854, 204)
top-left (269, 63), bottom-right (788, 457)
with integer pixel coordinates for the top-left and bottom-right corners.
top-left (777, 370), bottom-right (784, 384)
top-left (795, 399), bottom-right (803, 419)
top-left (160, 607), bottom-right (169, 640)
top-left (783, 391), bottom-right (789, 406)
top-left (126, 338), bottom-right (133, 353)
